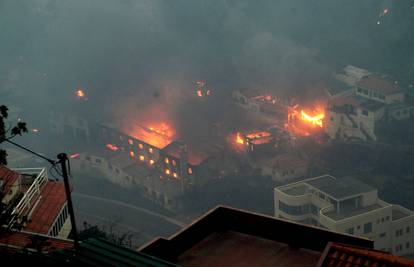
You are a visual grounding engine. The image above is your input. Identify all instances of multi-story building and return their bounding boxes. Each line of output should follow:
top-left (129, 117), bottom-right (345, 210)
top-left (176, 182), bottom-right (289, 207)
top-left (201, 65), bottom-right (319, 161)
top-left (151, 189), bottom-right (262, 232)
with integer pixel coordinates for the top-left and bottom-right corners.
top-left (356, 75), bottom-right (405, 104)
top-left (274, 175), bottom-right (414, 256)
top-left (1, 165), bottom-right (72, 239)
top-left (324, 96), bottom-right (385, 141)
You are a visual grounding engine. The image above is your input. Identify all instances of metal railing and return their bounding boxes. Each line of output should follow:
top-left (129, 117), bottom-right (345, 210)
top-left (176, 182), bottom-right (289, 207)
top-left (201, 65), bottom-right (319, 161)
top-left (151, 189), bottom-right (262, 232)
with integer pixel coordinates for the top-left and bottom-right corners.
top-left (8, 168), bottom-right (48, 227)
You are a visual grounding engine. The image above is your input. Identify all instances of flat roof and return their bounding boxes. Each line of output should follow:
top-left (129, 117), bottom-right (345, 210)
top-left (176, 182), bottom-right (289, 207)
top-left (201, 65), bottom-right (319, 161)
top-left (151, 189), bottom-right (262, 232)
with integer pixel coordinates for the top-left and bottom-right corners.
top-left (306, 175), bottom-right (375, 200)
top-left (140, 206), bottom-right (373, 265)
top-left (324, 204), bottom-right (383, 221)
top-left (177, 231), bottom-right (321, 267)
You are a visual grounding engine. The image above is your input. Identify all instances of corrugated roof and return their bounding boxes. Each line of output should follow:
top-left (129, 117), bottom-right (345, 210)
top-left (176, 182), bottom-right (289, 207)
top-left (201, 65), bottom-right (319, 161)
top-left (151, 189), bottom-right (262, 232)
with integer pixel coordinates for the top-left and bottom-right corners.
top-left (24, 181), bottom-right (67, 234)
top-left (318, 242), bottom-right (414, 267)
top-left (306, 175), bottom-right (375, 200)
top-left (53, 238), bottom-right (179, 267)
top-left (0, 164), bottom-right (20, 195)
top-left (356, 75), bottom-right (403, 94)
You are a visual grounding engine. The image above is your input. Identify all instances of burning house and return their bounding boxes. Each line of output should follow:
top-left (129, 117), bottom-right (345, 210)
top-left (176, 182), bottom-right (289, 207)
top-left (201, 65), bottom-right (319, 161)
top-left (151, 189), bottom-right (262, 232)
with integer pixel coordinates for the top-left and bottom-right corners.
top-left (233, 128), bottom-right (293, 157)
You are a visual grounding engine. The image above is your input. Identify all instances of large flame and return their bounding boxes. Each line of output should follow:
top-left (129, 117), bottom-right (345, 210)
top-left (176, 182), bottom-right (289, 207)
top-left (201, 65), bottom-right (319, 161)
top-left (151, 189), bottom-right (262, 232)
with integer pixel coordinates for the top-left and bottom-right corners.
top-left (130, 122), bottom-right (175, 149)
top-left (236, 132), bottom-right (244, 144)
top-left (300, 110), bottom-right (325, 127)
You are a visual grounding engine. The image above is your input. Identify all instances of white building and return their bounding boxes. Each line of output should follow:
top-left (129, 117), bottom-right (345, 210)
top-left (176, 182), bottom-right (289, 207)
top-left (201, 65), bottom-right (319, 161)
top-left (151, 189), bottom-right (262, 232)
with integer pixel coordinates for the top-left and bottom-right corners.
top-left (324, 96), bottom-right (385, 141)
top-left (274, 175), bottom-right (414, 256)
top-left (355, 75), bottom-right (405, 104)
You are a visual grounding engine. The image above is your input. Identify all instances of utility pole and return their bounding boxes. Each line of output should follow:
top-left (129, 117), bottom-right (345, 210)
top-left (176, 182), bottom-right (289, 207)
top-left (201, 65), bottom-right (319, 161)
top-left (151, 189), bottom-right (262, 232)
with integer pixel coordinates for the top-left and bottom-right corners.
top-left (57, 153), bottom-right (79, 248)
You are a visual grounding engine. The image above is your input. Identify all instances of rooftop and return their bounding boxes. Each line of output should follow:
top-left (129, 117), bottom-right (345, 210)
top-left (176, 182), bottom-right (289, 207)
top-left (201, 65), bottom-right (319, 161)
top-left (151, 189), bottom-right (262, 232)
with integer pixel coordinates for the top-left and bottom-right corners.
top-left (356, 75), bottom-right (403, 94)
top-left (324, 204), bottom-right (384, 221)
top-left (0, 230), bottom-right (73, 253)
top-left (0, 164), bottom-right (20, 196)
top-left (306, 175), bottom-right (375, 200)
top-left (140, 205), bottom-right (373, 266)
top-left (318, 242), bottom-right (414, 267)
top-left (328, 95), bottom-right (386, 112)
top-left (177, 231), bottom-right (320, 267)
top-left (392, 206), bottom-right (412, 221)
top-left (24, 181), bottom-right (67, 234)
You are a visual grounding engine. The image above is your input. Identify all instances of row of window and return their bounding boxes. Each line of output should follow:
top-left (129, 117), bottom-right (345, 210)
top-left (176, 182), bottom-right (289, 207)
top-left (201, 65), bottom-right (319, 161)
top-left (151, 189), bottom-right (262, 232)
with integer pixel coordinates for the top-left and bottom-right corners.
top-left (278, 201), bottom-right (319, 216)
top-left (376, 216), bottom-right (390, 224)
top-left (50, 205), bottom-right (68, 237)
top-left (357, 87), bottom-right (386, 100)
top-left (395, 242), bottom-right (410, 253)
top-left (346, 222), bottom-right (372, 235)
top-left (396, 227), bottom-right (410, 237)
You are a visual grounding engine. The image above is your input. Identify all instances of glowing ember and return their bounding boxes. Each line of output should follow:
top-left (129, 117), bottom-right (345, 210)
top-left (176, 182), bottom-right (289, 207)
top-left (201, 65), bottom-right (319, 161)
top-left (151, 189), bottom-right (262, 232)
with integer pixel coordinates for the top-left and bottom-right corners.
top-left (129, 151), bottom-right (135, 158)
top-left (173, 172), bottom-right (178, 178)
top-left (106, 143), bottom-right (119, 151)
top-left (31, 128), bottom-right (39, 133)
top-left (128, 139), bottom-right (134, 145)
top-left (139, 155), bottom-right (145, 161)
top-left (75, 88), bottom-right (86, 99)
top-left (149, 147), bottom-right (154, 154)
top-left (188, 167), bottom-right (193, 175)
top-left (165, 169), bottom-right (171, 175)
top-left (69, 153), bottom-right (80, 159)
top-left (300, 110), bottom-right (325, 127)
top-left (236, 133), bottom-right (244, 145)
top-left (149, 159), bottom-right (155, 165)
top-left (197, 90), bottom-right (203, 97)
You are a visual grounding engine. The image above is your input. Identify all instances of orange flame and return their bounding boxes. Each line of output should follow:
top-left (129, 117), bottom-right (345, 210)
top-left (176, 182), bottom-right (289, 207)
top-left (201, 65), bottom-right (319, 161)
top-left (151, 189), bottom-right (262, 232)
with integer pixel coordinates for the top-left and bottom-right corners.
top-left (197, 90), bottom-right (203, 97)
top-left (236, 132), bottom-right (244, 144)
top-left (106, 144), bottom-right (119, 151)
top-left (70, 153), bottom-right (80, 159)
top-left (75, 88), bottom-right (86, 99)
top-left (300, 110), bottom-right (325, 127)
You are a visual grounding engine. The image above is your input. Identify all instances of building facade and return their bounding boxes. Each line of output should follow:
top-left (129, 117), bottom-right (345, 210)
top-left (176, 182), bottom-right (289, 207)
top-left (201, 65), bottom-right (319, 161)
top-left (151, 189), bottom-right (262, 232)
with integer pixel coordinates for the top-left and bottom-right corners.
top-left (274, 175), bottom-right (414, 256)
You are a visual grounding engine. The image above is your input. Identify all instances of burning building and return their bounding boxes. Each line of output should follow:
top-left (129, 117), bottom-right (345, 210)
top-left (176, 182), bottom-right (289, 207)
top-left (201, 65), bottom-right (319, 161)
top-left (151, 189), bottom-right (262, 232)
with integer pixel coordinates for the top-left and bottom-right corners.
top-left (232, 89), bottom-right (288, 125)
top-left (233, 128), bottom-right (293, 157)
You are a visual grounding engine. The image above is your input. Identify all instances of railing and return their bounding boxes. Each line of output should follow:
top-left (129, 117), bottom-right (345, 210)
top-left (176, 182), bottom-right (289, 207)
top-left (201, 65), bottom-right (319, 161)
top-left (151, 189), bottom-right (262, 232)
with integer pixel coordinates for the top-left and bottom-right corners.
top-left (8, 168), bottom-right (48, 227)
top-left (319, 204), bottom-right (336, 228)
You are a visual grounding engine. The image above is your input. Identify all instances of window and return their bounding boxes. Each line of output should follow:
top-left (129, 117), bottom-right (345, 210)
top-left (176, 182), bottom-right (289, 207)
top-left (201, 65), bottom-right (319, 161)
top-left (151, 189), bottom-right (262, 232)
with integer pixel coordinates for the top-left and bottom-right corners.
top-left (138, 143), bottom-right (143, 149)
top-left (357, 225), bottom-right (361, 230)
top-left (95, 158), bottom-right (101, 163)
top-left (379, 232), bottom-right (386, 238)
top-left (379, 94), bottom-right (385, 100)
top-left (330, 116), bottom-right (334, 122)
top-left (86, 156), bottom-right (91, 161)
top-left (279, 201), bottom-right (309, 215)
top-left (149, 147), bottom-right (154, 154)
top-left (362, 110), bottom-right (369, 116)
top-left (357, 87), bottom-right (362, 93)
top-left (407, 226), bottom-right (410, 233)
top-left (347, 227), bottom-right (354, 234)
top-left (364, 222), bottom-right (372, 234)
top-left (386, 216), bottom-right (389, 221)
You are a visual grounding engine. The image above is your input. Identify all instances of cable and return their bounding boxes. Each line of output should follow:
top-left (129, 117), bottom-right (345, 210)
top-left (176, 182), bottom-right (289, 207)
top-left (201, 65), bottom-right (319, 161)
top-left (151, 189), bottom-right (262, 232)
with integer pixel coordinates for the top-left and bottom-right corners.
top-left (5, 139), bottom-right (56, 165)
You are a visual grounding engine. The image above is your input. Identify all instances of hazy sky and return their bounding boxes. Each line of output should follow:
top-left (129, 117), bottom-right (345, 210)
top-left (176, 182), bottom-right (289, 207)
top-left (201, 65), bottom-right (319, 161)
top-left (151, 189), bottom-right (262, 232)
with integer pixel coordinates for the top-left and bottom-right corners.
top-left (1, 0), bottom-right (413, 117)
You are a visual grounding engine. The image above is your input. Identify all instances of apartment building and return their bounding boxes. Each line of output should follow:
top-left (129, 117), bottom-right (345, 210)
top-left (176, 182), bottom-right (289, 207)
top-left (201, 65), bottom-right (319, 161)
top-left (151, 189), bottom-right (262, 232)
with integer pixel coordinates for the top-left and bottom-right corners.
top-left (356, 75), bottom-right (405, 104)
top-left (324, 96), bottom-right (385, 141)
top-left (274, 175), bottom-right (414, 256)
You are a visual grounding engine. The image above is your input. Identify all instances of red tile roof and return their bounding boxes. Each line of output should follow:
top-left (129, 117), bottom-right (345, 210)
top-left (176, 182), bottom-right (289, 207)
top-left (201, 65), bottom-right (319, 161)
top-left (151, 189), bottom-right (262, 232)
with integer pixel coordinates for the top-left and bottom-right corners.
top-left (356, 75), bottom-right (403, 94)
top-left (0, 164), bottom-right (20, 195)
top-left (0, 230), bottom-right (73, 252)
top-left (24, 181), bottom-right (67, 234)
top-left (318, 242), bottom-right (414, 267)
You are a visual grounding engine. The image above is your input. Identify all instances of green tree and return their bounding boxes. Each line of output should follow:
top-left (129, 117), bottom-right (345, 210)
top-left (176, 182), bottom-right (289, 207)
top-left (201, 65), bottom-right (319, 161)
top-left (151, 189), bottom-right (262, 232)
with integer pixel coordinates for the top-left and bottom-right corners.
top-left (0, 105), bottom-right (28, 165)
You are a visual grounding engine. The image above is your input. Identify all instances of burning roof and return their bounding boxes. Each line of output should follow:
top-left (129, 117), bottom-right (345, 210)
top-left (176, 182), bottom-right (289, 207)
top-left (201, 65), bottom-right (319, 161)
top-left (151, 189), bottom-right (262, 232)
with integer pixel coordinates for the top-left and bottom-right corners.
top-left (129, 123), bottom-right (175, 149)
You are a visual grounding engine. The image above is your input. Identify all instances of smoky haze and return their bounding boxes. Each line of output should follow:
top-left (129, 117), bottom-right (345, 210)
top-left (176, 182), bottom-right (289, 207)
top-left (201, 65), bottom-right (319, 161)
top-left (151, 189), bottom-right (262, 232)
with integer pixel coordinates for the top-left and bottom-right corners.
top-left (1, 0), bottom-right (413, 139)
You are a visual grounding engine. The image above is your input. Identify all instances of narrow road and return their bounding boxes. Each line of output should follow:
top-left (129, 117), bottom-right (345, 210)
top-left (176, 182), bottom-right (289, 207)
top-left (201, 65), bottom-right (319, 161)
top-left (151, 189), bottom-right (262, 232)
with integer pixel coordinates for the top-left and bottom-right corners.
top-left (73, 192), bottom-right (186, 228)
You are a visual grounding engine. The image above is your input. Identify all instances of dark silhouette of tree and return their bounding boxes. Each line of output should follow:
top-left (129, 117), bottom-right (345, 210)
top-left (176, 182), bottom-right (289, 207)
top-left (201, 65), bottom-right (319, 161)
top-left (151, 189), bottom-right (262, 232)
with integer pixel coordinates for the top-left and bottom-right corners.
top-left (0, 105), bottom-right (28, 165)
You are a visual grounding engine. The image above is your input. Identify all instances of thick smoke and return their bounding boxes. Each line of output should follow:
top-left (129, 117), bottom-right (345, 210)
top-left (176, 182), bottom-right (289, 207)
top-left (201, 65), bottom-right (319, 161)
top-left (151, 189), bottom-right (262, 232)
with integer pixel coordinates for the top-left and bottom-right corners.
top-left (1, 0), bottom-right (413, 132)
